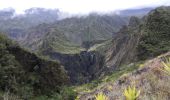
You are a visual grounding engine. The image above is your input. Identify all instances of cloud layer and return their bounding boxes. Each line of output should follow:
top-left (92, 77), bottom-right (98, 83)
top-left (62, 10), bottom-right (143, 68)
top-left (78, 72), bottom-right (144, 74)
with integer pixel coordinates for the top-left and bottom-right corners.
top-left (0, 0), bottom-right (169, 14)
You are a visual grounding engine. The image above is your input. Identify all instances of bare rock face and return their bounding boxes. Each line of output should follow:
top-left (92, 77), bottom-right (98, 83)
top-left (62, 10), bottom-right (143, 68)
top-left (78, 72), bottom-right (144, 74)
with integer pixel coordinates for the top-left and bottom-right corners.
top-left (105, 16), bottom-right (141, 69)
top-left (42, 50), bottom-right (105, 84)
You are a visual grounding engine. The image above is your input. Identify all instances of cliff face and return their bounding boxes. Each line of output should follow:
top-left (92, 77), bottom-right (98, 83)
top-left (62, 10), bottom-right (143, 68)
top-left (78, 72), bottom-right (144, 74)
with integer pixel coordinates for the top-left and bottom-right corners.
top-left (105, 17), bottom-right (141, 69)
top-left (34, 16), bottom-right (141, 85)
top-left (42, 50), bottom-right (105, 84)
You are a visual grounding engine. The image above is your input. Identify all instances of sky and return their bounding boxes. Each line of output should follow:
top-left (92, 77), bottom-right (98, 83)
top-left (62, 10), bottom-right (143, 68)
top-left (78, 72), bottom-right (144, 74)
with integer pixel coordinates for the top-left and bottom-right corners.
top-left (0, 0), bottom-right (170, 14)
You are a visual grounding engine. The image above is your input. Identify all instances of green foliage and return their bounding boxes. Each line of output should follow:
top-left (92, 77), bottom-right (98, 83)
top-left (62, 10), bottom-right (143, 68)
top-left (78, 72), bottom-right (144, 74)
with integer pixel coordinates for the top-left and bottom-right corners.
top-left (123, 86), bottom-right (140, 100)
top-left (59, 87), bottom-right (77, 100)
top-left (0, 33), bottom-right (68, 99)
top-left (95, 92), bottom-right (108, 100)
top-left (32, 87), bottom-right (77, 100)
top-left (74, 62), bottom-right (142, 94)
top-left (161, 57), bottom-right (170, 75)
top-left (137, 7), bottom-right (170, 60)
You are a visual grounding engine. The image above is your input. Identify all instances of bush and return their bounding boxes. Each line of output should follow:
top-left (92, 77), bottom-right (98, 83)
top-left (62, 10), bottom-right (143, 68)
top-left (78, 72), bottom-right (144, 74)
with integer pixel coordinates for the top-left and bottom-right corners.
top-left (161, 57), bottom-right (170, 75)
top-left (95, 92), bottom-right (108, 100)
top-left (123, 86), bottom-right (140, 100)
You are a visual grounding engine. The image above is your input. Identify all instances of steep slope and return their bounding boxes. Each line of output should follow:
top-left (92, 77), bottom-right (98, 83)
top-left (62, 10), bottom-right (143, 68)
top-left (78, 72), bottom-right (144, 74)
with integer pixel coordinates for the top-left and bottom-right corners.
top-left (20, 24), bottom-right (105, 84)
top-left (79, 52), bottom-right (170, 100)
top-left (21, 14), bottom-right (128, 49)
top-left (22, 24), bottom-right (84, 54)
top-left (17, 14), bottom-right (128, 85)
top-left (105, 16), bottom-right (141, 69)
top-left (137, 6), bottom-right (170, 60)
top-left (52, 14), bottom-right (128, 45)
top-left (75, 6), bottom-right (170, 100)
top-left (0, 34), bottom-right (68, 99)
top-left (104, 6), bottom-right (170, 71)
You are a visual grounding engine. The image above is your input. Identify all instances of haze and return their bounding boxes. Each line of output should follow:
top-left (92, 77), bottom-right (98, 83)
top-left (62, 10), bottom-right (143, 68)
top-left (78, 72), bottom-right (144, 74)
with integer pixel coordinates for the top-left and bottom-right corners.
top-left (0, 0), bottom-right (170, 14)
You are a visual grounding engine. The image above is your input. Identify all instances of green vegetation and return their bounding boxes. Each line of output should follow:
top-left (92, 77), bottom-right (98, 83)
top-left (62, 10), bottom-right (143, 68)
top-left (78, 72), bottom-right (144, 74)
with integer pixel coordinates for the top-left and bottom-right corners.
top-left (42, 34), bottom-right (85, 54)
top-left (123, 86), bottom-right (140, 100)
top-left (53, 14), bottom-right (127, 45)
top-left (88, 39), bottom-right (112, 54)
top-left (137, 7), bottom-right (170, 60)
top-left (74, 62), bottom-right (142, 93)
top-left (161, 57), bottom-right (170, 75)
top-left (0, 33), bottom-right (69, 99)
top-left (24, 27), bottom-right (85, 54)
top-left (95, 92), bottom-right (108, 100)
top-left (32, 87), bottom-right (77, 100)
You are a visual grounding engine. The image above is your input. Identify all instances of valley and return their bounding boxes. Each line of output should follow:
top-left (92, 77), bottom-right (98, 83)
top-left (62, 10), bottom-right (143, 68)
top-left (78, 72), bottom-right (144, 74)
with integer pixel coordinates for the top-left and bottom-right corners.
top-left (0, 5), bottom-right (170, 100)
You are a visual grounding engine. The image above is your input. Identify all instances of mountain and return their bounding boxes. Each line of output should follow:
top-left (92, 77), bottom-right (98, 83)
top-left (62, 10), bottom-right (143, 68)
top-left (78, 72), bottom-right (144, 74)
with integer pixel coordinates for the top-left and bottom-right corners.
top-left (75, 6), bottom-right (170, 99)
top-left (19, 6), bottom-right (170, 85)
top-left (104, 6), bottom-right (170, 70)
top-left (0, 6), bottom-right (170, 100)
top-left (0, 8), bottom-right (15, 20)
top-left (0, 7), bottom-right (152, 42)
top-left (0, 8), bottom-right (60, 40)
top-left (51, 14), bottom-right (128, 45)
top-left (18, 14), bottom-right (128, 84)
top-left (21, 13), bottom-right (128, 48)
top-left (0, 33), bottom-right (69, 99)
top-left (21, 23), bottom-right (85, 54)
top-left (118, 7), bottom-right (154, 17)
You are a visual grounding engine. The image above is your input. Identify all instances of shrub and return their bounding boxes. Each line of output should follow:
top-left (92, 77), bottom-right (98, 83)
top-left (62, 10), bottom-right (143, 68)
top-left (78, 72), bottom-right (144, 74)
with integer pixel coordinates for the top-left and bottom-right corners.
top-left (124, 86), bottom-right (140, 100)
top-left (95, 92), bottom-right (108, 100)
top-left (161, 57), bottom-right (170, 75)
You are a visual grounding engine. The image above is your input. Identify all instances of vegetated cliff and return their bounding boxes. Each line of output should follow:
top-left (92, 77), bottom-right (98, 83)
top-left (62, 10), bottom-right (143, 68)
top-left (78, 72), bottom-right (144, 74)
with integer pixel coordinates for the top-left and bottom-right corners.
top-left (20, 25), bottom-right (106, 84)
top-left (104, 6), bottom-right (170, 71)
top-left (0, 34), bottom-right (68, 99)
top-left (41, 49), bottom-right (105, 84)
top-left (105, 16), bottom-right (141, 69)
top-left (17, 13), bottom-right (128, 85)
top-left (76, 6), bottom-right (170, 100)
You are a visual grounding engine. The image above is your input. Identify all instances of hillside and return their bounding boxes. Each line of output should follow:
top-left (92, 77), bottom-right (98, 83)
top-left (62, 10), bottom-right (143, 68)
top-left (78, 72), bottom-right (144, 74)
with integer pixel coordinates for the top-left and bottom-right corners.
top-left (21, 24), bottom-right (85, 54)
top-left (103, 6), bottom-right (170, 70)
top-left (21, 13), bottom-right (128, 51)
top-left (51, 14), bottom-right (128, 45)
top-left (78, 52), bottom-right (170, 100)
top-left (0, 34), bottom-right (69, 99)
top-left (74, 6), bottom-right (170, 100)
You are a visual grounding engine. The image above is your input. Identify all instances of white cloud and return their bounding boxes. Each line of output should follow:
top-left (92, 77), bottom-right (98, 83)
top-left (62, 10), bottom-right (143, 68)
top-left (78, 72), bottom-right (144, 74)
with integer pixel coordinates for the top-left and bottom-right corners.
top-left (0, 0), bottom-right (169, 14)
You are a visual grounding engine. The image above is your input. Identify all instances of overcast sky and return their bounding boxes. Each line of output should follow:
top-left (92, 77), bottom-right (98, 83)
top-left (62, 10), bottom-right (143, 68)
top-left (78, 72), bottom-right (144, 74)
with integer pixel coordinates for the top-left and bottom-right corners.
top-left (0, 0), bottom-right (169, 14)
